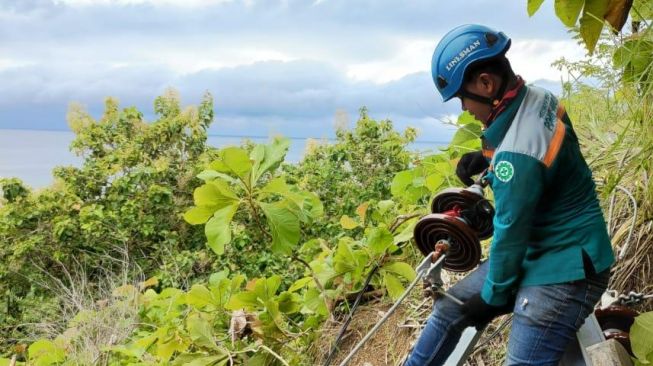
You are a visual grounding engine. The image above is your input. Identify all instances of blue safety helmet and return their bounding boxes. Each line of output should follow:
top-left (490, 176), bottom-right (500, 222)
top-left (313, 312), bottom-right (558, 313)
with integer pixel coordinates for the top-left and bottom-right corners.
top-left (431, 24), bottom-right (511, 102)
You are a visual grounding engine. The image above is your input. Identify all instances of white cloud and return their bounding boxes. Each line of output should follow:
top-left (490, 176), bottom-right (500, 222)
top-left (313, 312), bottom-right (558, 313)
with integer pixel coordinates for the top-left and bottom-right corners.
top-left (0, 58), bottom-right (34, 70)
top-left (346, 38), bottom-right (434, 83)
top-left (148, 48), bottom-right (296, 75)
top-left (53, 0), bottom-right (233, 7)
top-left (345, 38), bottom-right (585, 85)
top-left (509, 39), bottom-right (586, 82)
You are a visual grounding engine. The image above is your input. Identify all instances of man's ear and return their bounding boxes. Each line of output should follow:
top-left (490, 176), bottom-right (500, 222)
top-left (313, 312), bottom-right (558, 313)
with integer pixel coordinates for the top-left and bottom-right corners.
top-left (476, 73), bottom-right (495, 95)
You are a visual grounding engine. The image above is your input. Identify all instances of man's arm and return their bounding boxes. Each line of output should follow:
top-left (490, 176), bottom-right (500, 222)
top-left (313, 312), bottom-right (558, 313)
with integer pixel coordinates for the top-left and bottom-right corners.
top-left (481, 151), bottom-right (544, 306)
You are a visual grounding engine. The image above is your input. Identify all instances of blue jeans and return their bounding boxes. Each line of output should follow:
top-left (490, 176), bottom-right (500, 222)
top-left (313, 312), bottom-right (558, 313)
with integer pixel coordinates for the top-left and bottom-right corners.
top-left (404, 261), bottom-right (610, 366)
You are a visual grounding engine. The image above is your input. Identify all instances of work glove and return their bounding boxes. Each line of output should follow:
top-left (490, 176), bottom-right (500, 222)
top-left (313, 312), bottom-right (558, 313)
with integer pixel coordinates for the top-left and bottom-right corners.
top-left (462, 293), bottom-right (514, 330)
top-left (456, 151), bottom-right (489, 186)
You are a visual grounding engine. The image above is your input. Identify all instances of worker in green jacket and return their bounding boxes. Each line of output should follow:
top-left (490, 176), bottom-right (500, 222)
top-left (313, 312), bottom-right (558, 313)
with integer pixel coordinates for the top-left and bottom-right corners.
top-left (405, 24), bottom-right (614, 366)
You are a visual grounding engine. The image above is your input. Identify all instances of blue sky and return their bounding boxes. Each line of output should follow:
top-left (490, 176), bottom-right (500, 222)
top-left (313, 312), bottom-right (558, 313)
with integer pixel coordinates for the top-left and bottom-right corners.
top-left (0, 0), bottom-right (584, 142)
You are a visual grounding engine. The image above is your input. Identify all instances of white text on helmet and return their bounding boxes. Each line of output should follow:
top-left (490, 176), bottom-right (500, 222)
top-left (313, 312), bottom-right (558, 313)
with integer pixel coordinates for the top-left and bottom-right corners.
top-left (445, 39), bottom-right (481, 72)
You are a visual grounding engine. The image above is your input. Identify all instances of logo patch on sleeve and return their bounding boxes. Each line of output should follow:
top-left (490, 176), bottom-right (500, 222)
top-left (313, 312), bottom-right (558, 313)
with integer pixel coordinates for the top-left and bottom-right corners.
top-left (495, 161), bottom-right (514, 182)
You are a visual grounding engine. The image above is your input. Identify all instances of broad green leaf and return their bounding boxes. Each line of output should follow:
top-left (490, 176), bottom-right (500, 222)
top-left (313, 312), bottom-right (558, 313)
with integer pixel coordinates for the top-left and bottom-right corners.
top-left (172, 354), bottom-right (227, 366)
top-left (267, 186), bottom-right (323, 223)
top-left (0, 359), bottom-right (23, 366)
top-left (219, 147), bottom-right (253, 181)
top-left (205, 203), bottom-right (239, 255)
top-left (28, 339), bottom-right (65, 366)
top-left (377, 200), bottom-right (395, 214)
top-left (245, 353), bottom-right (269, 366)
top-left (197, 169), bottom-right (221, 181)
top-left (186, 312), bottom-right (218, 350)
top-left (197, 169), bottom-right (238, 183)
top-left (250, 144), bottom-right (266, 181)
top-left (259, 176), bottom-right (290, 195)
top-left (391, 170), bottom-right (414, 197)
top-left (183, 206), bottom-right (215, 225)
top-left (334, 239), bottom-right (361, 274)
top-left (527, 0), bottom-right (546, 16)
top-left (156, 334), bottom-right (189, 362)
top-left (186, 284), bottom-right (217, 309)
top-left (433, 161), bottom-right (455, 176)
top-left (208, 269), bottom-right (230, 286)
top-left (367, 226), bottom-right (394, 256)
top-left (340, 215), bottom-right (359, 229)
top-left (134, 333), bottom-right (158, 353)
top-left (277, 292), bottom-right (301, 314)
top-left (631, 312), bottom-right (653, 364)
top-left (393, 217), bottom-right (418, 245)
top-left (259, 202), bottom-right (300, 255)
top-left (251, 137), bottom-right (291, 183)
top-left (230, 274), bottom-right (246, 293)
top-left (579, 0), bottom-right (610, 53)
top-left (311, 260), bottom-right (337, 289)
top-left (256, 275), bottom-right (282, 299)
top-left (298, 191), bottom-right (324, 220)
top-left (225, 291), bottom-right (259, 310)
top-left (383, 261), bottom-right (417, 281)
top-left (383, 272), bottom-right (405, 300)
top-left (555, 0), bottom-right (585, 27)
top-left (457, 111), bottom-right (480, 125)
top-left (289, 277), bottom-right (314, 292)
top-left (262, 300), bottom-right (287, 335)
top-left (192, 180), bottom-right (238, 208)
top-left (450, 123), bottom-right (482, 147)
top-left (302, 287), bottom-right (328, 316)
top-left (212, 180), bottom-right (239, 200)
top-left (209, 274), bottom-right (244, 308)
top-left (425, 173), bottom-right (445, 192)
top-left (108, 343), bottom-right (147, 360)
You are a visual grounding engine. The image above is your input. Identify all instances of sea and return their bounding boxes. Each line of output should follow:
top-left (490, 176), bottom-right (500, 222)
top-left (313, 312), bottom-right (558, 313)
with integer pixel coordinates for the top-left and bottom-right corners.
top-left (0, 129), bottom-right (447, 189)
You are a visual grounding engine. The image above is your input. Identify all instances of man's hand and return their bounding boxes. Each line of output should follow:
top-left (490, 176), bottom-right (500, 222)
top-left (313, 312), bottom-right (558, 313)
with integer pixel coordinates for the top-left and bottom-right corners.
top-left (462, 293), bottom-right (514, 330)
top-left (456, 151), bottom-right (489, 186)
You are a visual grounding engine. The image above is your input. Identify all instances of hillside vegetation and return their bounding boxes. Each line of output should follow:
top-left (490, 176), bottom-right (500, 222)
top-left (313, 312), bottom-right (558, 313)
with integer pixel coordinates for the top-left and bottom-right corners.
top-left (2, 1), bottom-right (653, 365)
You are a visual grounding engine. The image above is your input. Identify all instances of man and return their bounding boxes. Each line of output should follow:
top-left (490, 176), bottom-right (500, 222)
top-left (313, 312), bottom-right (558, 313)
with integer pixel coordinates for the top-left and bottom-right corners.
top-left (404, 24), bottom-right (614, 366)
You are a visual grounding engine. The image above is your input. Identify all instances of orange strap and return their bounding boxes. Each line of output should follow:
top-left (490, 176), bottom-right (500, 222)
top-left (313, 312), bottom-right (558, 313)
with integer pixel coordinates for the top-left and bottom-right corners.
top-left (556, 103), bottom-right (566, 119)
top-left (542, 119), bottom-right (566, 167)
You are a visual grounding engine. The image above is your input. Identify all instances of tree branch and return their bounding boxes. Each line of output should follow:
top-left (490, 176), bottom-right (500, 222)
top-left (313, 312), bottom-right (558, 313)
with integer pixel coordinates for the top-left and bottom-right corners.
top-left (389, 213), bottom-right (421, 233)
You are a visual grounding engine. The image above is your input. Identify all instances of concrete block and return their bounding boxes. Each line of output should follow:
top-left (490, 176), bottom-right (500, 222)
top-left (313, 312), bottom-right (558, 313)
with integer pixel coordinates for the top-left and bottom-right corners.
top-left (586, 338), bottom-right (633, 366)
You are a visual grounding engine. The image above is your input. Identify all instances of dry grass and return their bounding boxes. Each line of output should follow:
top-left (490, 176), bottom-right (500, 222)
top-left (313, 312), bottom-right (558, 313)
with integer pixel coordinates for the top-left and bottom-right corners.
top-left (310, 293), bottom-right (516, 366)
top-left (311, 297), bottom-right (422, 366)
top-left (16, 254), bottom-right (143, 365)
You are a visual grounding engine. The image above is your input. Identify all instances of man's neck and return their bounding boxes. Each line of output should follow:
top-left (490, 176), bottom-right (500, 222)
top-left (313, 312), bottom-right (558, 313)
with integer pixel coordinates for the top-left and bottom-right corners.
top-left (484, 75), bottom-right (525, 127)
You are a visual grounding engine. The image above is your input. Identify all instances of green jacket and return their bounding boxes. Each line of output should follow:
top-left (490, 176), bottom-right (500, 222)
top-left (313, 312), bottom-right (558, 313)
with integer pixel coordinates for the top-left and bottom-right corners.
top-left (480, 84), bottom-right (614, 306)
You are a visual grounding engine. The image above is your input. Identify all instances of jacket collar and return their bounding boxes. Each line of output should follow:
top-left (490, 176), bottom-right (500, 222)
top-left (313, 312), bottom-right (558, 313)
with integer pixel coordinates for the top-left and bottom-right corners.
top-left (482, 79), bottom-right (527, 149)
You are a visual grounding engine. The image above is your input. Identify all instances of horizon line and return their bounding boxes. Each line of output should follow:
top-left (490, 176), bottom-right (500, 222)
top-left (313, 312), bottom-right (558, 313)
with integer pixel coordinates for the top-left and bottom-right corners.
top-left (0, 127), bottom-right (450, 145)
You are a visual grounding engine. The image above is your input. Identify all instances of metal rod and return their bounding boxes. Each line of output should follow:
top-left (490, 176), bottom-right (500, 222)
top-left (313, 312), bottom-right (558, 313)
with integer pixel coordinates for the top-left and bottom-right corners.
top-left (336, 255), bottom-right (447, 366)
top-left (437, 288), bottom-right (465, 306)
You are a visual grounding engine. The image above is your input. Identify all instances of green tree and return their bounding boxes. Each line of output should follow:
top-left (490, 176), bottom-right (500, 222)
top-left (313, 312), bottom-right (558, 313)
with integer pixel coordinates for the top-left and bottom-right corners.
top-left (0, 90), bottom-right (214, 346)
top-left (285, 107), bottom-right (417, 239)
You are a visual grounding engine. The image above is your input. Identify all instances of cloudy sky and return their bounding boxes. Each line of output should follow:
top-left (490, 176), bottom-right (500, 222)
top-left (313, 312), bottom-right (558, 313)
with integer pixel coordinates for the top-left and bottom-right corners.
top-left (0, 0), bottom-right (585, 142)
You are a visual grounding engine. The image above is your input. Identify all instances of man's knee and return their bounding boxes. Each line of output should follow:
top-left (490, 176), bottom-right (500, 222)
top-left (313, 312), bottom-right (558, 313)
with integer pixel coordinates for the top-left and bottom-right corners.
top-left (431, 297), bottom-right (467, 332)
